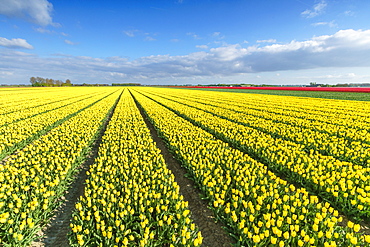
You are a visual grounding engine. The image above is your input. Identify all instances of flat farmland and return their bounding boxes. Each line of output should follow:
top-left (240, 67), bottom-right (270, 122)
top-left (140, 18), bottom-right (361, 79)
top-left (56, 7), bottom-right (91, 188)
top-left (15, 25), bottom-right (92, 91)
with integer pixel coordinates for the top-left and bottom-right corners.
top-left (1, 87), bottom-right (370, 247)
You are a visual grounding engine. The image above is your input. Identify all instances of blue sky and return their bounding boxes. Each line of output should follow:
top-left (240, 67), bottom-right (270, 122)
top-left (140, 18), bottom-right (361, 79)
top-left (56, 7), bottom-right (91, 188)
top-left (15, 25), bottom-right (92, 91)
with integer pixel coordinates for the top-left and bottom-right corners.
top-left (1, 0), bottom-right (370, 85)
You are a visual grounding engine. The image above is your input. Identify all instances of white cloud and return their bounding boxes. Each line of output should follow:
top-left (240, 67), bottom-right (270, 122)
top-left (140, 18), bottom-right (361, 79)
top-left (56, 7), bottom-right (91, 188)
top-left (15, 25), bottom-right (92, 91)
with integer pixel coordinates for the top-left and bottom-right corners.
top-left (186, 32), bottom-right (201, 39)
top-left (196, 45), bottom-right (208, 49)
top-left (123, 30), bottom-right (139, 37)
top-left (109, 72), bottom-right (127, 78)
top-left (64, 40), bottom-right (78, 45)
top-left (145, 36), bottom-right (156, 41)
top-left (34, 27), bottom-right (68, 37)
top-left (124, 30), bottom-right (157, 41)
top-left (317, 73), bottom-right (357, 79)
top-left (312, 21), bottom-right (337, 28)
top-left (34, 27), bottom-right (52, 33)
top-left (212, 32), bottom-right (225, 39)
top-left (0, 0), bottom-right (57, 26)
top-left (257, 39), bottom-right (277, 43)
top-left (344, 10), bottom-right (354, 16)
top-left (1, 29), bottom-right (370, 84)
top-left (0, 71), bottom-right (14, 76)
top-left (0, 37), bottom-right (33, 49)
top-left (301, 0), bottom-right (327, 18)
top-left (210, 44), bottom-right (249, 61)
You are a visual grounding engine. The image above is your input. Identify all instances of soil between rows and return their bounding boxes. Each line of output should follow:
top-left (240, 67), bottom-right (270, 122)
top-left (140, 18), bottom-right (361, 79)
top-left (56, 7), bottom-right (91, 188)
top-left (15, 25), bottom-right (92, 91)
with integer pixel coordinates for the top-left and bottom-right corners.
top-left (137, 89), bottom-right (370, 236)
top-left (31, 92), bottom-right (122, 247)
top-left (30, 89), bottom-right (232, 247)
top-left (132, 91), bottom-right (234, 247)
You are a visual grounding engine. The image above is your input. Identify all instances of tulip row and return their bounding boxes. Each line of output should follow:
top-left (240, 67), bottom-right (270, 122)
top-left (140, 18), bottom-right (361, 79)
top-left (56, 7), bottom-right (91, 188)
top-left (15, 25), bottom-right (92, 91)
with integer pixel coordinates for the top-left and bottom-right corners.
top-left (0, 89), bottom-right (118, 160)
top-left (0, 88), bottom-right (83, 115)
top-left (135, 88), bottom-right (370, 220)
top-left (197, 91), bottom-right (370, 150)
top-left (69, 90), bottom-right (202, 247)
top-left (140, 90), bottom-right (370, 220)
top-left (0, 89), bottom-right (103, 126)
top-left (0, 89), bottom-right (121, 246)
top-left (180, 88), bottom-right (370, 128)
top-left (160, 88), bottom-right (370, 142)
top-left (142, 89), bottom-right (370, 167)
top-left (131, 89), bottom-right (369, 246)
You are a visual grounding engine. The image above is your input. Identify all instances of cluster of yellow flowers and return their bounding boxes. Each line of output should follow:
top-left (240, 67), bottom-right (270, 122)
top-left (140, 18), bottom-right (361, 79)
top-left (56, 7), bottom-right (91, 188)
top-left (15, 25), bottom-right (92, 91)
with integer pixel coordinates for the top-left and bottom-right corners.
top-left (151, 87), bottom-right (369, 132)
top-left (0, 88), bottom-right (120, 246)
top-left (173, 88), bottom-right (370, 135)
top-left (0, 88), bottom-right (62, 113)
top-left (135, 88), bottom-right (370, 220)
top-left (69, 90), bottom-right (202, 247)
top-left (152, 90), bottom-right (370, 167)
top-left (132, 88), bottom-right (369, 246)
top-left (0, 88), bottom-right (102, 126)
top-left (0, 88), bottom-right (116, 160)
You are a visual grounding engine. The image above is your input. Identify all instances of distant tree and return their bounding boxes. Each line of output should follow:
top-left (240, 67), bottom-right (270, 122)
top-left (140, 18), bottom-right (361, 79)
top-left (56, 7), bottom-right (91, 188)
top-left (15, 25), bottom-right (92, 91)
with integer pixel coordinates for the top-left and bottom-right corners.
top-left (30, 77), bottom-right (72, 87)
top-left (112, 83), bottom-right (141, 86)
top-left (46, 78), bottom-right (54, 87)
top-left (62, 79), bottom-right (72, 86)
top-left (36, 77), bottom-right (45, 86)
top-left (30, 77), bottom-right (45, 87)
top-left (30, 77), bottom-right (37, 86)
top-left (55, 80), bottom-right (63, 86)
top-left (336, 83), bottom-right (349, 87)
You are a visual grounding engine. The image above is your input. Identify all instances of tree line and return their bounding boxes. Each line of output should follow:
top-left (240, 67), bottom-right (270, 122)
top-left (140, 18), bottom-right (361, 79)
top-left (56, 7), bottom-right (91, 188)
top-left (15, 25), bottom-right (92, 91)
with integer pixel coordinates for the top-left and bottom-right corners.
top-left (112, 83), bottom-right (141, 86)
top-left (30, 77), bottom-right (72, 87)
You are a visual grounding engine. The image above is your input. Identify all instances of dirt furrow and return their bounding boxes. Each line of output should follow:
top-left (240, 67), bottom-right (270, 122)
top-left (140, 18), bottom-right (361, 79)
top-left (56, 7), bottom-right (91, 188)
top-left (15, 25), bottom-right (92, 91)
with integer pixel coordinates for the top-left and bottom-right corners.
top-left (132, 91), bottom-right (233, 247)
top-left (31, 91), bottom-right (122, 247)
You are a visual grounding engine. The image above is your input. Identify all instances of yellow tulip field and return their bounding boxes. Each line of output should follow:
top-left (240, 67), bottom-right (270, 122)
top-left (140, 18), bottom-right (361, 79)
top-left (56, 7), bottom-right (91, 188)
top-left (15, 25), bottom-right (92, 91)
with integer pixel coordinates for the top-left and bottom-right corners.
top-left (0, 89), bottom-right (113, 160)
top-left (1, 87), bottom-right (370, 246)
top-left (0, 88), bottom-right (120, 246)
top-left (133, 88), bottom-right (370, 219)
top-left (131, 88), bottom-right (370, 246)
top-left (69, 90), bottom-right (202, 247)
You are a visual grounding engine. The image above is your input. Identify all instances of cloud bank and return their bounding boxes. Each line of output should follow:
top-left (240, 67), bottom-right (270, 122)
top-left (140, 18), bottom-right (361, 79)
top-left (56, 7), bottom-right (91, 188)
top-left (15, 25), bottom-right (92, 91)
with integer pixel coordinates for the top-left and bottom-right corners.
top-left (0, 0), bottom-right (55, 26)
top-left (1, 29), bottom-right (370, 84)
top-left (0, 37), bottom-right (33, 49)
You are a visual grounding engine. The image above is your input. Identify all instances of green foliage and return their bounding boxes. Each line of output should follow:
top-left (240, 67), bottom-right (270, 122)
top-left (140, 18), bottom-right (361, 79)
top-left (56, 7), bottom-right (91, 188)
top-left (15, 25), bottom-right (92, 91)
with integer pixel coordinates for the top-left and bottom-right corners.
top-left (112, 83), bottom-right (141, 86)
top-left (30, 77), bottom-right (72, 87)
